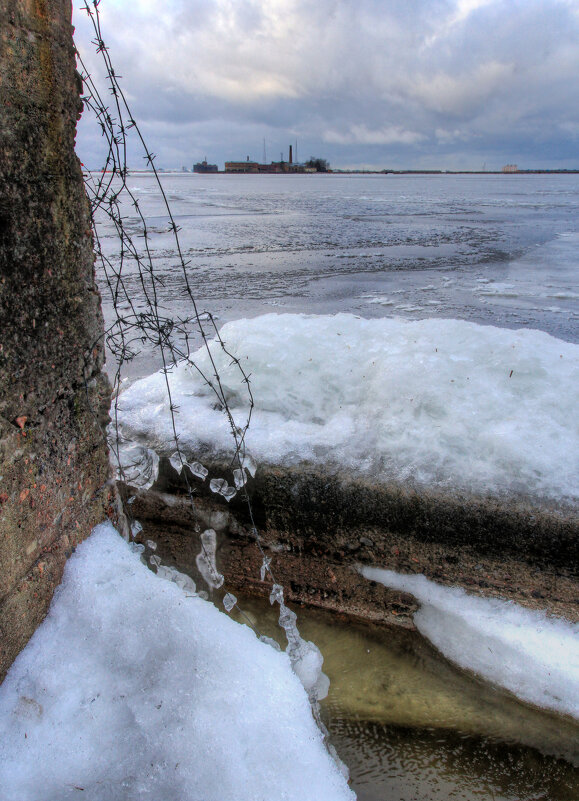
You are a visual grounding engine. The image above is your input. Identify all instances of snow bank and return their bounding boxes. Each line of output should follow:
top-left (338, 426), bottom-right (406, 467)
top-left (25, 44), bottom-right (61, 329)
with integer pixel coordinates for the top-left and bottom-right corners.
top-left (360, 566), bottom-right (579, 720)
top-left (0, 524), bottom-right (354, 801)
top-left (118, 313), bottom-right (579, 503)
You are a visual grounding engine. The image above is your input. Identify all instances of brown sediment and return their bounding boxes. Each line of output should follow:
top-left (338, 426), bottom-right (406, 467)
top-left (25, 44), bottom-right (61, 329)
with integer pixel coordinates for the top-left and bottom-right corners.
top-left (122, 459), bottom-right (579, 629)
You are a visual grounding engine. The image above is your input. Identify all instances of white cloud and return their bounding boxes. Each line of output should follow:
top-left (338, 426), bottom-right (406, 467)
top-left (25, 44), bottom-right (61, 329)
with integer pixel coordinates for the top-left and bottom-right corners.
top-left (408, 60), bottom-right (515, 116)
top-left (324, 124), bottom-right (426, 146)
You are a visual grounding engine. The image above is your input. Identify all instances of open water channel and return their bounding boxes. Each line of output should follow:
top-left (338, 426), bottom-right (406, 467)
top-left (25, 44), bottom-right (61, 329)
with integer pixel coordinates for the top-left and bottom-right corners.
top-left (233, 595), bottom-right (579, 801)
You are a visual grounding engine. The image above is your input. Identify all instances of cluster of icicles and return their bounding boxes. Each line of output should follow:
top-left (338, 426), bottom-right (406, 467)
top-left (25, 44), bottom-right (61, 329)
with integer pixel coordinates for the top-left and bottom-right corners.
top-left (116, 438), bottom-right (257, 501)
top-left (117, 437), bottom-right (333, 709)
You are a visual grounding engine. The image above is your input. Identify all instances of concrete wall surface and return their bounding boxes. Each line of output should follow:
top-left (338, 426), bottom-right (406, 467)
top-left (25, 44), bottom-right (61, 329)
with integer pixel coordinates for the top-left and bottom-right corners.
top-left (0, 0), bottom-right (113, 681)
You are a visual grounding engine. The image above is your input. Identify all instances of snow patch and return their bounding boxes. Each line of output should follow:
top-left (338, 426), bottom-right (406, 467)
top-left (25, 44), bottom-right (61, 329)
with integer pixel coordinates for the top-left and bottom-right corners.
top-left (117, 313), bottom-right (579, 503)
top-left (0, 524), bottom-right (354, 801)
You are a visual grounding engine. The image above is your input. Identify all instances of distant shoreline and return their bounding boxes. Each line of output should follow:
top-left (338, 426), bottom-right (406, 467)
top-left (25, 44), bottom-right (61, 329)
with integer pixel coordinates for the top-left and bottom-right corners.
top-left (85, 168), bottom-right (579, 175)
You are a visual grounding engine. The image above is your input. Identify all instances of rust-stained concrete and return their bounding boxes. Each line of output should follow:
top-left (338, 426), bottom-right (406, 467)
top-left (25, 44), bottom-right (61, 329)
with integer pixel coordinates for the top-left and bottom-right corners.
top-left (0, 0), bottom-right (112, 681)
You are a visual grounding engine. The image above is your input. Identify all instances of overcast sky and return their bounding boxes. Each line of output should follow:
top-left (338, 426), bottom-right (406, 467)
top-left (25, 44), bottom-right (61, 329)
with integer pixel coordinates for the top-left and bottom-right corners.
top-left (73, 0), bottom-right (579, 171)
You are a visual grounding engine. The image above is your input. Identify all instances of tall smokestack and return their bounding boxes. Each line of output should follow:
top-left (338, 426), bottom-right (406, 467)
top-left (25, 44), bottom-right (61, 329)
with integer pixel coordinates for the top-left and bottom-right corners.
top-left (289, 145), bottom-right (293, 165)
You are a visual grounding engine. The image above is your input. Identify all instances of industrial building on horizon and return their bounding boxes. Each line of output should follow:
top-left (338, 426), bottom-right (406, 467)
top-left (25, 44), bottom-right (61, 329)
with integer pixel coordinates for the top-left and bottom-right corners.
top-left (193, 158), bottom-right (218, 173)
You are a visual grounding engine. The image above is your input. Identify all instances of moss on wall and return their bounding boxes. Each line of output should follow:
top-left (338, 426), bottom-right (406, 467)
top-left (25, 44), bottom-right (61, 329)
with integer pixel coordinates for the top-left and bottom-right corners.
top-left (0, 0), bottom-right (113, 681)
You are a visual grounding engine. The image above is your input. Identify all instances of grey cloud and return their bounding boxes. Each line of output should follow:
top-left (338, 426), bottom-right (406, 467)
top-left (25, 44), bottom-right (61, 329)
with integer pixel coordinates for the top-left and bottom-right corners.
top-left (74, 0), bottom-right (579, 170)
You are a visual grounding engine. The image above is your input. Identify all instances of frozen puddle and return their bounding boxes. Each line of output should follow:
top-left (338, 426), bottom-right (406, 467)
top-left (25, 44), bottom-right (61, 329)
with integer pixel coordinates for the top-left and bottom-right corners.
top-left (0, 524), bottom-right (353, 801)
top-left (360, 567), bottom-right (579, 720)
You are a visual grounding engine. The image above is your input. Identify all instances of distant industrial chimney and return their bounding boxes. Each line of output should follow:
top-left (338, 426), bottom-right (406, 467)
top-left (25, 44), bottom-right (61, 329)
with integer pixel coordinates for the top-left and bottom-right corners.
top-left (289, 145), bottom-right (293, 165)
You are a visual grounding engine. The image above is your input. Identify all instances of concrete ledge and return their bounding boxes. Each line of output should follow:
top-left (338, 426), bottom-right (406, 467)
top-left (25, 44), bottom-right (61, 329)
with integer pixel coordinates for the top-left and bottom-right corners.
top-left (123, 459), bottom-right (579, 627)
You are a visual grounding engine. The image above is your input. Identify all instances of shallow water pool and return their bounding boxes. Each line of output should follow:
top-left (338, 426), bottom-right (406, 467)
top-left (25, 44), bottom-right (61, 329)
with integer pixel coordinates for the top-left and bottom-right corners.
top-left (232, 596), bottom-right (579, 801)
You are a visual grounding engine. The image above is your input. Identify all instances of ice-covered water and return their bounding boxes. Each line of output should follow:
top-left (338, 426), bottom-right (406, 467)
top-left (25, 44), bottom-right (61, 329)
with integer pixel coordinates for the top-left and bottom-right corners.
top-left (96, 172), bottom-right (579, 380)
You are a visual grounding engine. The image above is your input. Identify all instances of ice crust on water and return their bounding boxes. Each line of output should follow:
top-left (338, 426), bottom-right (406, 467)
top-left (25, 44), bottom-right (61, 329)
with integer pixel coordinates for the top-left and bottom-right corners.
top-left (0, 524), bottom-right (354, 801)
top-left (117, 313), bottom-right (579, 503)
top-left (360, 566), bottom-right (579, 720)
top-left (196, 528), bottom-right (224, 589)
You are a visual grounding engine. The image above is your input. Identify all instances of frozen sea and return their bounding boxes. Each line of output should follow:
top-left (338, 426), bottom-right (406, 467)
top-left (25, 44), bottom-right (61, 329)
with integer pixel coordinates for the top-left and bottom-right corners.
top-left (96, 171), bottom-right (579, 379)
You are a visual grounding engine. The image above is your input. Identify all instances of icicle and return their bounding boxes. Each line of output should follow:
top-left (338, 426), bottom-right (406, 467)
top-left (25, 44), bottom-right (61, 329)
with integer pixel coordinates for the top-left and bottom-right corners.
top-left (188, 460), bottom-right (208, 480)
top-left (233, 467), bottom-right (246, 490)
top-left (146, 554), bottom-right (198, 597)
top-left (196, 528), bottom-right (224, 589)
top-left (209, 477), bottom-right (236, 501)
top-left (260, 556), bottom-right (271, 581)
top-left (222, 592), bottom-right (237, 612)
top-left (241, 452), bottom-right (257, 478)
top-left (269, 583), bottom-right (284, 605)
top-left (116, 439), bottom-right (159, 490)
top-left (259, 635), bottom-right (281, 652)
top-left (168, 451), bottom-right (183, 474)
top-left (269, 584), bottom-right (330, 702)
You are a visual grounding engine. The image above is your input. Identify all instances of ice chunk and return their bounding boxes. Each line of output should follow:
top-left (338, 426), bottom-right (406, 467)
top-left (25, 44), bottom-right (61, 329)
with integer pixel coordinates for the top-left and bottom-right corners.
top-left (117, 315), bottom-right (579, 504)
top-left (0, 524), bottom-right (355, 800)
top-left (260, 556), bottom-right (271, 581)
top-left (171, 572), bottom-right (197, 596)
top-left (168, 451), bottom-right (183, 474)
top-left (145, 539), bottom-right (157, 551)
top-left (241, 452), bottom-right (257, 478)
top-left (269, 583), bottom-right (284, 605)
top-left (114, 439), bottom-right (159, 490)
top-left (149, 555), bottom-right (161, 568)
top-left (233, 467), bottom-right (247, 490)
top-left (259, 635), bottom-right (281, 652)
top-left (196, 529), bottom-right (224, 589)
top-left (209, 478), bottom-right (237, 501)
top-left (188, 460), bottom-right (209, 480)
top-left (131, 520), bottom-right (143, 537)
top-left (223, 593), bottom-right (237, 612)
top-left (269, 584), bottom-right (330, 702)
top-left (360, 566), bottom-right (579, 720)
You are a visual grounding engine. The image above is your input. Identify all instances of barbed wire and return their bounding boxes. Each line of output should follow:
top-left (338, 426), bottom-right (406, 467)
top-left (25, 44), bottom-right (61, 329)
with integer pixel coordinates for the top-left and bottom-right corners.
top-left (75, 2), bottom-right (340, 759)
top-left (76, 0), bottom-right (277, 589)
